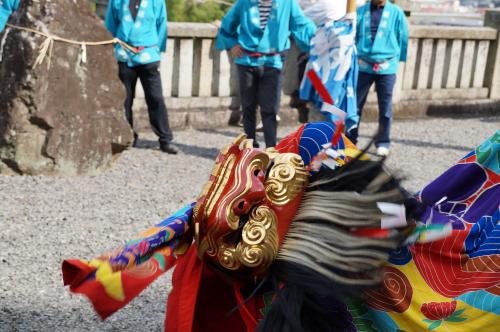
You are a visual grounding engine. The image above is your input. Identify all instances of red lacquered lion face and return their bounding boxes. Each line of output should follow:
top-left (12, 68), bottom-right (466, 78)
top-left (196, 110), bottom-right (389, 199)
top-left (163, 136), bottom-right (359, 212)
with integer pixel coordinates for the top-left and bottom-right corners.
top-left (193, 134), bottom-right (308, 275)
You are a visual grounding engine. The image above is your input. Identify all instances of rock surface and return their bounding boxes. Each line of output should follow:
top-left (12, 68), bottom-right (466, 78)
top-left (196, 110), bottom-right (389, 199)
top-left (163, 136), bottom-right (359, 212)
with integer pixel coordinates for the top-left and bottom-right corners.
top-left (0, 0), bottom-right (132, 175)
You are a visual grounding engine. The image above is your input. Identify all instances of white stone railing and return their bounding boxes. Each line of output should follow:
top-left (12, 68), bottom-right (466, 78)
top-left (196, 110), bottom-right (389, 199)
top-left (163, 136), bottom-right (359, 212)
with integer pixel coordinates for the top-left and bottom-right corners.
top-left (386, 24), bottom-right (498, 104)
top-left (133, 11), bottom-right (500, 127)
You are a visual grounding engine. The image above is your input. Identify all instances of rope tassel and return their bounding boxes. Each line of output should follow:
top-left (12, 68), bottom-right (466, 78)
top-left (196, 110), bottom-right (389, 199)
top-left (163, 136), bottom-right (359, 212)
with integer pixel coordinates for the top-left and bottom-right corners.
top-left (81, 43), bottom-right (87, 64)
top-left (34, 36), bottom-right (53, 68)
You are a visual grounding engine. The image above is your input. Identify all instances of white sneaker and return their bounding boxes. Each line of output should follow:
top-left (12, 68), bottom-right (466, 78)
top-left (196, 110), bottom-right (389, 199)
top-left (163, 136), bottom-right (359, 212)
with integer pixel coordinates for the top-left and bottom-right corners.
top-left (256, 115), bottom-right (280, 132)
top-left (376, 147), bottom-right (390, 157)
top-left (256, 121), bottom-right (264, 131)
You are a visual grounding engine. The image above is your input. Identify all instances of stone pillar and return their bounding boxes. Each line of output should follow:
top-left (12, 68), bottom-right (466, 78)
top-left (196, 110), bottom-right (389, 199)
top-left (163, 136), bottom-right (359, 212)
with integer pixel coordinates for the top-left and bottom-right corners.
top-left (484, 9), bottom-right (500, 100)
top-left (0, 0), bottom-right (132, 175)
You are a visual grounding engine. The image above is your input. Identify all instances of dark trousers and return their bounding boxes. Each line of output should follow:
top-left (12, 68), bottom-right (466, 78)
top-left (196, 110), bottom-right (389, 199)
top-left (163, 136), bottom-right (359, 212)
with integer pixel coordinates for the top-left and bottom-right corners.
top-left (290, 51), bottom-right (309, 107)
top-left (237, 64), bottom-right (282, 148)
top-left (118, 61), bottom-right (173, 144)
top-left (349, 72), bottom-right (396, 148)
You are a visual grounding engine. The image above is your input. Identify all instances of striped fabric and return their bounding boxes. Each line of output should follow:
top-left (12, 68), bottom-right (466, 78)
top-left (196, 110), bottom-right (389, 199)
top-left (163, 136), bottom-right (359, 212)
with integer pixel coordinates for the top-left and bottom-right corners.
top-left (259, 0), bottom-right (273, 30)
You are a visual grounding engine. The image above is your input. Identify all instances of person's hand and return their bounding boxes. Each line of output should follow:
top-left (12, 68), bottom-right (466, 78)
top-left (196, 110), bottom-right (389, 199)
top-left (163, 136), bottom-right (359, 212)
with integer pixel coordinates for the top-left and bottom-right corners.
top-left (230, 45), bottom-right (244, 58)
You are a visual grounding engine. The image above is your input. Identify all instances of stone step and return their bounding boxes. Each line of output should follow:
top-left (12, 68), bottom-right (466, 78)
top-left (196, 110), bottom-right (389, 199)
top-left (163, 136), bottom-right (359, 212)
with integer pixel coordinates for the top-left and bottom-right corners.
top-left (131, 98), bottom-right (500, 133)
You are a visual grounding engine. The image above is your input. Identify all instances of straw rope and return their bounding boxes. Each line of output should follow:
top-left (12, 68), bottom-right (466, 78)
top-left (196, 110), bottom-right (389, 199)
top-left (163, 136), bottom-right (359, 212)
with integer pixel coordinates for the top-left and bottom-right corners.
top-left (5, 23), bottom-right (136, 69)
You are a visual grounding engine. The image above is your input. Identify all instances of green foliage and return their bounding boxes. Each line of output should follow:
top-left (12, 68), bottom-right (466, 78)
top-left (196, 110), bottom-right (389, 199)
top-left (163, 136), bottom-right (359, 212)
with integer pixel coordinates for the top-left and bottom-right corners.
top-left (166, 0), bottom-right (235, 22)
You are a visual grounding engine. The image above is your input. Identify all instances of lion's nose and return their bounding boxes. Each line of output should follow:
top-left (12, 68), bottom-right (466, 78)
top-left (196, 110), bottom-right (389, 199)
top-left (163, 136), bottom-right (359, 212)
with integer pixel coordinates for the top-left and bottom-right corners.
top-left (233, 178), bottom-right (266, 216)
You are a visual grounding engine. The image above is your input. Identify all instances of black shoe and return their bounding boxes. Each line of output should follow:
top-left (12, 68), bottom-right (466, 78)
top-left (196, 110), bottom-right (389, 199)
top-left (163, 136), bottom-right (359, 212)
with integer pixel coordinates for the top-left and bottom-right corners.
top-left (228, 110), bottom-right (242, 127)
top-left (290, 92), bottom-right (307, 109)
top-left (345, 127), bottom-right (358, 144)
top-left (298, 107), bottom-right (309, 124)
top-left (132, 133), bottom-right (139, 147)
top-left (159, 143), bottom-right (178, 154)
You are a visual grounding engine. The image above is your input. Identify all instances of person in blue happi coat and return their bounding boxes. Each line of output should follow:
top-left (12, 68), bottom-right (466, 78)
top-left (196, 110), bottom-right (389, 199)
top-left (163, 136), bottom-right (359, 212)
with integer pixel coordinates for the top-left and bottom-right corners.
top-left (347, 0), bottom-right (408, 156)
top-left (105, 0), bottom-right (177, 154)
top-left (216, 0), bottom-right (316, 148)
top-left (0, 0), bottom-right (20, 32)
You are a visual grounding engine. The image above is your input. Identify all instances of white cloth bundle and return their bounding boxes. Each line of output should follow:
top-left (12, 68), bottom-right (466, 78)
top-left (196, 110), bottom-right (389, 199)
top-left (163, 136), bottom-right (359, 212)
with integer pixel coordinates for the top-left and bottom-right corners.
top-left (303, 0), bottom-right (348, 25)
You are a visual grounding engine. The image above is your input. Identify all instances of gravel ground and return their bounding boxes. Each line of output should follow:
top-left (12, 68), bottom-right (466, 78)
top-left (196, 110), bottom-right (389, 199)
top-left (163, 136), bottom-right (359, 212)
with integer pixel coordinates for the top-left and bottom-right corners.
top-left (0, 116), bottom-right (498, 332)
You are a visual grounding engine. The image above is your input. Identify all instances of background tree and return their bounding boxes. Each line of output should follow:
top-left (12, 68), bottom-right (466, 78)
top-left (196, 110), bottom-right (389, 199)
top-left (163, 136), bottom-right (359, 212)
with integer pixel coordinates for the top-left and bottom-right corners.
top-left (166, 0), bottom-right (235, 22)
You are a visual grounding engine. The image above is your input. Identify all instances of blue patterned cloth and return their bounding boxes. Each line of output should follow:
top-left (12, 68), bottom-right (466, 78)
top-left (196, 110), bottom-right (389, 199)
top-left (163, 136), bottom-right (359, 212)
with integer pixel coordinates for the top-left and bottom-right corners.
top-left (216, 0), bottom-right (316, 69)
top-left (0, 0), bottom-right (20, 32)
top-left (356, 1), bottom-right (408, 75)
top-left (299, 17), bottom-right (359, 131)
top-left (105, 0), bottom-right (167, 67)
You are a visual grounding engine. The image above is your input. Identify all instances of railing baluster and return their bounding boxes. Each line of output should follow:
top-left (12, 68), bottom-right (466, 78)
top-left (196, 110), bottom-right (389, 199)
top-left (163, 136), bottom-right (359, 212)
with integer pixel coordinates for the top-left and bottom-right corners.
top-left (198, 39), bottom-right (214, 97)
top-left (417, 39), bottom-right (433, 89)
top-left (162, 39), bottom-right (175, 97)
top-left (460, 40), bottom-right (476, 88)
top-left (217, 51), bottom-right (231, 97)
top-left (432, 39), bottom-right (447, 89)
top-left (403, 38), bottom-right (419, 90)
top-left (446, 39), bottom-right (463, 88)
top-left (472, 40), bottom-right (490, 88)
top-left (178, 39), bottom-right (194, 97)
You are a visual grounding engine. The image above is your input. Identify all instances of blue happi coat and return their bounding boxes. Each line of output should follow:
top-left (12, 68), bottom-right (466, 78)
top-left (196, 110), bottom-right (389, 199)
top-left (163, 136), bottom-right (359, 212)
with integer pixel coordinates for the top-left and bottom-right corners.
top-left (105, 0), bottom-right (167, 67)
top-left (216, 0), bottom-right (316, 69)
top-left (0, 0), bottom-right (20, 32)
top-left (300, 14), bottom-right (358, 131)
top-left (356, 1), bottom-right (408, 75)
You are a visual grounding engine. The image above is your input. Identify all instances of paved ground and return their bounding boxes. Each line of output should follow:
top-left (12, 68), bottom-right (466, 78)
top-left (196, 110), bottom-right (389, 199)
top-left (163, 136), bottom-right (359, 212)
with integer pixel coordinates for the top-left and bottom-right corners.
top-left (0, 116), bottom-right (498, 332)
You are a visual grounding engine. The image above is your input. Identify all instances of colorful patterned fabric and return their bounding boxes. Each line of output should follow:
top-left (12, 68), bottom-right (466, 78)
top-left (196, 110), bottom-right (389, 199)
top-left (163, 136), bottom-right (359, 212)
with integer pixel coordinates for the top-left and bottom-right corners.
top-left (275, 122), bottom-right (360, 166)
top-left (63, 126), bottom-right (500, 332)
top-left (354, 131), bottom-right (500, 332)
top-left (62, 204), bottom-right (193, 319)
top-left (299, 15), bottom-right (359, 131)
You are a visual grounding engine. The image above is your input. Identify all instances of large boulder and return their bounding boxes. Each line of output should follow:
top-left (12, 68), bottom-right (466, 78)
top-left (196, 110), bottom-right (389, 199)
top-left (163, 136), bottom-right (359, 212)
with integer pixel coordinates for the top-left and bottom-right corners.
top-left (0, 0), bottom-right (132, 175)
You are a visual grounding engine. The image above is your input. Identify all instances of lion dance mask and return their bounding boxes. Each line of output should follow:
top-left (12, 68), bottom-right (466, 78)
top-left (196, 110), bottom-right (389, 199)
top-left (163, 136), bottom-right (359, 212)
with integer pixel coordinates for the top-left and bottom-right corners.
top-left (62, 123), bottom-right (500, 332)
